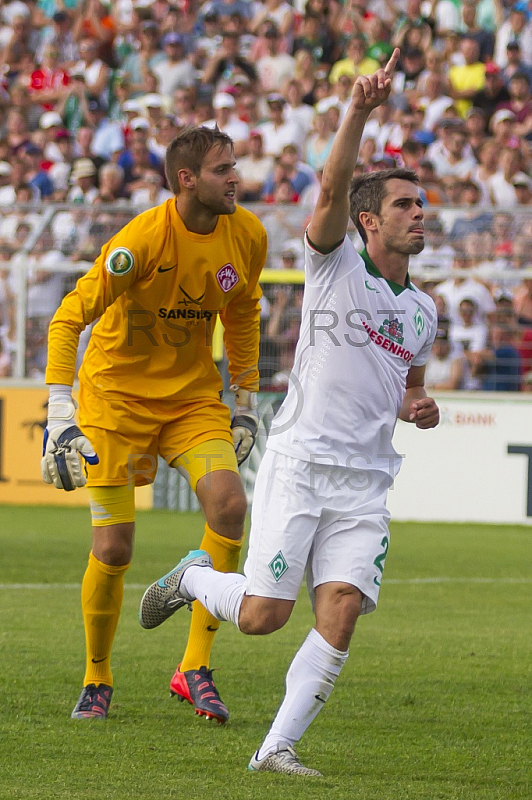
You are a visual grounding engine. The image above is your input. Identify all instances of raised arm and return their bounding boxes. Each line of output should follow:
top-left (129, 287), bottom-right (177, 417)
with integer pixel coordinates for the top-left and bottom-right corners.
top-left (307, 48), bottom-right (400, 253)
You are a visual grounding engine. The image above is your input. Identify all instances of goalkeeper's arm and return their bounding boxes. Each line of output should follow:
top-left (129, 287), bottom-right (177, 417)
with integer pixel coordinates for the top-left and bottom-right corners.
top-left (41, 384), bottom-right (99, 491)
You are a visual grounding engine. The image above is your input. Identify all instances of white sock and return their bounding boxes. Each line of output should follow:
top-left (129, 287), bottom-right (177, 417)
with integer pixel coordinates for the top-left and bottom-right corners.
top-left (181, 566), bottom-right (246, 628)
top-left (257, 628), bottom-right (349, 760)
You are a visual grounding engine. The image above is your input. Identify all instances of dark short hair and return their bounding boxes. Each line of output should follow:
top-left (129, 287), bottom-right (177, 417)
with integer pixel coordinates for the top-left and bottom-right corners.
top-left (164, 125), bottom-right (233, 194)
top-left (348, 168), bottom-right (420, 243)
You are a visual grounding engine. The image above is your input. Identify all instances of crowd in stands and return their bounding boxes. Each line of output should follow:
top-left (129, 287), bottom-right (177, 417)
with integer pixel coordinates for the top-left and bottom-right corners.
top-left (1, 0), bottom-right (532, 388)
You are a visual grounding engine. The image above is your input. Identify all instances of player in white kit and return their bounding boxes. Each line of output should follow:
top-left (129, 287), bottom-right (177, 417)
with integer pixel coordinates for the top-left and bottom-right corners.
top-left (140, 48), bottom-right (440, 776)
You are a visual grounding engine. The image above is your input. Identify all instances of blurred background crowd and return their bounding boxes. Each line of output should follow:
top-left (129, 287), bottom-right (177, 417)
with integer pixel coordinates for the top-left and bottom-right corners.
top-left (1, 0), bottom-right (532, 390)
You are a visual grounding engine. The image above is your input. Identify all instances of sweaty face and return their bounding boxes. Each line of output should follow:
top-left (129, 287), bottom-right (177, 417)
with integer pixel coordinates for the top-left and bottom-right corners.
top-left (376, 179), bottom-right (425, 255)
top-left (195, 144), bottom-right (238, 215)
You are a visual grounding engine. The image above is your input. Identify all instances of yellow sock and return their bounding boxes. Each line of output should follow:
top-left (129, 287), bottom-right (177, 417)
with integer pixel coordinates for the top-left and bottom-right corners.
top-left (82, 551), bottom-right (130, 687)
top-left (179, 524), bottom-right (243, 672)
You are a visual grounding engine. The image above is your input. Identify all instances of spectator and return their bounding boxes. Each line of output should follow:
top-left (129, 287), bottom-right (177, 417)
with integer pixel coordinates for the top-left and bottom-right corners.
top-left (499, 72), bottom-right (532, 139)
top-left (500, 40), bottom-right (532, 87)
top-left (329, 73), bottom-right (353, 121)
top-left (480, 321), bottom-right (522, 391)
top-left (329, 34), bottom-right (379, 86)
top-left (149, 114), bottom-right (181, 160)
top-left (120, 20), bottom-right (166, 96)
top-left (129, 167), bottom-right (173, 207)
top-left (304, 99), bottom-right (336, 171)
top-left (464, 106), bottom-right (488, 153)
top-left (283, 79), bottom-right (315, 135)
top-left (152, 33), bottom-right (196, 97)
top-left (488, 145), bottom-right (522, 206)
top-left (471, 61), bottom-right (511, 125)
top-left (22, 144), bottom-right (55, 198)
top-left (448, 37), bottom-right (486, 118)
top-left (491, 211), bottom-right (514, 257)
top-left (257, 92), bottom-right (302, 157)
top-left (67, 158), bottom-right (99, 204)
top-left (494, 6), bottom-right (532, 70)
top-left (418, 73), bottom-right (454, 133)
top-left (94, 163), bottom-right (127, 203)
top-left (435, 248), bottom-right (496, 326)
top-left (430, 123), bottom-right (477, 179)
top-left (118, 116), bottom-right (161, 170)
top-left (202, 30), bottom-right (257, 91)
top-left (252, 0), bottom-right (294, 40)
top-left (460, 0), bottom-right (495, 63)
top-left (172, 86), bottom-right (197, 127)
top-left (203, 92), bottom-right (250, 157)
top-left (410, 215), bottom-right (455, 272)
top-left (514, 277), bottom-right (532, 326)
top-left (72, 37), bottom-right (110, 104)
top-left (1, 15), bottom-right (39, 74)
top-left (391, 47), bottom-right (426, 104)
top-left (424, 326), bottom-right (465, 391)
top-left (451, 296), bottom-right (489, 351)
top-left (263, 142), bottom-right (316, 196)
top-left (194, 11), bottom-right (223, 63)
top-left (512, 171), bottom-right (532, 205)
top-left (28, 43), bottom-right (70, 111)
top-left (87, 96), bottom-right (125, 161)
top-left (35, 10), bottom-right (79, 68)
top-left (291, 10), bottom-right (336, 66)
top-left (236, 130), bottom-right (274, 201)
top-left (293, 48), bottom-right (319, 105)
top-left (256, 23), bottom-right (295, 93)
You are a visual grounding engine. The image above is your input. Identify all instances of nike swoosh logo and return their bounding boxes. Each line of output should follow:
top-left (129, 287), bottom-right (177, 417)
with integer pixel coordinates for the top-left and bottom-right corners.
top-left (91, 657), bottom-right (107, 663)
top-left (158, 265), bottom-right (177, 273)
top-left (315, 694), bottom-right (326, 703)
top-left (207, 625), bottom-right (219, 632)
top-left (365, 280), bottom-right (379, 292)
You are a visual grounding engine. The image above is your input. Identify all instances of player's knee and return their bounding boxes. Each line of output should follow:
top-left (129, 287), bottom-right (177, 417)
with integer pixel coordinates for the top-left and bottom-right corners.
top-left (238, 598), bottom-right (293, 635)
top-left (209, 490), bottom-right (247, 529)
top-left (92, 523), bottom-right (134, 566)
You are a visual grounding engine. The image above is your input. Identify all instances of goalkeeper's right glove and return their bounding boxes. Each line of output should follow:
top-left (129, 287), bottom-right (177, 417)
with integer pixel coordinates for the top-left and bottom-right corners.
top-left (41, 390), bottom-right (99, 491)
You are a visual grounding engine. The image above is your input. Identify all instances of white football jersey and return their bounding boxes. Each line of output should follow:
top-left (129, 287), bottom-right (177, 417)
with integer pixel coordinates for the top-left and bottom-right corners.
top-left (268, 234), bottom-right (438, 477)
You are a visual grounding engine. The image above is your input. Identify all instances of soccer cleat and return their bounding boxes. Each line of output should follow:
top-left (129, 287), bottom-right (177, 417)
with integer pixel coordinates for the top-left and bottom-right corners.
top-left (170, 664), bottom-right (229, 724)
top-left (139, 549), bottom-right (213, 629)
top-left (71, 683), bottom-right (113, 719)
top-left (248, 746), bottom-right (322, 777)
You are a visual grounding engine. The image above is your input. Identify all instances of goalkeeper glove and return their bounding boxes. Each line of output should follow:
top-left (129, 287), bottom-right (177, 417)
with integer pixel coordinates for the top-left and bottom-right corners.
top-left (41, 390), bottom-right (99, 491)
top-left (230, 386), bottom-right (258, 465)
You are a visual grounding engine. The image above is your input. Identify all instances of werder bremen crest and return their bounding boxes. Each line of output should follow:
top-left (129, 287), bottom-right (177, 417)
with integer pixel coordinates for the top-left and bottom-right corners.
top-left (378, 317), bottom-right (404, 344)
top-left (268, 551), bottom-right (289, 582)
top-left (414, 305), bottom-right (425, 337)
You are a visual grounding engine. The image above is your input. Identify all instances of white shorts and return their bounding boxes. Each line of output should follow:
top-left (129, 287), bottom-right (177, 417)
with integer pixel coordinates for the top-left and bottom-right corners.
top-left (243, 449), bottom-right (392, 615)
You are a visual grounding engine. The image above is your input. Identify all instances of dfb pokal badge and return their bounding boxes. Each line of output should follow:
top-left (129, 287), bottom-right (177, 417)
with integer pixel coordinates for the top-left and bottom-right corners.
top-left (106, 247), bottom-right (135, 276)
top-left (216, 263), bottom-right (239, 292)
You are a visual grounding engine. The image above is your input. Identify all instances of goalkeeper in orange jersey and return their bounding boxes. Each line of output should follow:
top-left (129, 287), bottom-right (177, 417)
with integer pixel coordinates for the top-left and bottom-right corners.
top-left (42, 126), bottom-right (267, 722)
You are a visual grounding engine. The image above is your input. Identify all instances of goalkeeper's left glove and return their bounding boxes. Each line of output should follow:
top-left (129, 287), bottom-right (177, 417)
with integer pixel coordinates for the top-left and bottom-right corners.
top-left (41, 388), bottom-right (99, 491)
top-left (230, 386), bottom-right (258, 465)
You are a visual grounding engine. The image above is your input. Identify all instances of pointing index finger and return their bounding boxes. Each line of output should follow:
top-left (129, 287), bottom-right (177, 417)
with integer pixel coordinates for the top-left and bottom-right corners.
top-left (384, 47), bottom-right (400, 77)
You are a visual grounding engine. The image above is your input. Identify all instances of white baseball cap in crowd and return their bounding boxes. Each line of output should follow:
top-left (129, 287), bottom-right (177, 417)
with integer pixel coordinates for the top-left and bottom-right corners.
top-left (143, 93), bottom-right (165, 108)
top-left (0, 161), bottom-right (12, 176)
top-left (130, 116), bottom-right (150, 130)
top-left (123, 99), bottom-right (143, 114)
top-left (213, 93), bottom-right (235, 110)
top-left (40, 111), bottom-right (63, 129)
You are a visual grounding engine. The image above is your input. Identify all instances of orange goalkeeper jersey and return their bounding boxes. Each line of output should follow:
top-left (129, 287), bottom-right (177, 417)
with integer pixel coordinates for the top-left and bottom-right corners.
top-left (46, 199), bottom-right (267, 402)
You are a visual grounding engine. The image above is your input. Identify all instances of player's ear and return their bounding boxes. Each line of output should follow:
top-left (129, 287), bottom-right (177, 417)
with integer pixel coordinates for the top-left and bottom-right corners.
top-left (359, 211), bottom-right (377, 234)
top-left (177, 167), bottom-right (196, 190)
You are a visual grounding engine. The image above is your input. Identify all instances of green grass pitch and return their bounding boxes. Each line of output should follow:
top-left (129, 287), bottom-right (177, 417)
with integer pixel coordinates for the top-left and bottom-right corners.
top-left (1, 506), bottom-right (530, 800)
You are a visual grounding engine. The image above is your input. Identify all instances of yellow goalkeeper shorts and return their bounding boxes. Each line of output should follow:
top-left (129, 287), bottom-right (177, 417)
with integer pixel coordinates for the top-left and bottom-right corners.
top-left (78, 382), bottom-right (234, 487)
